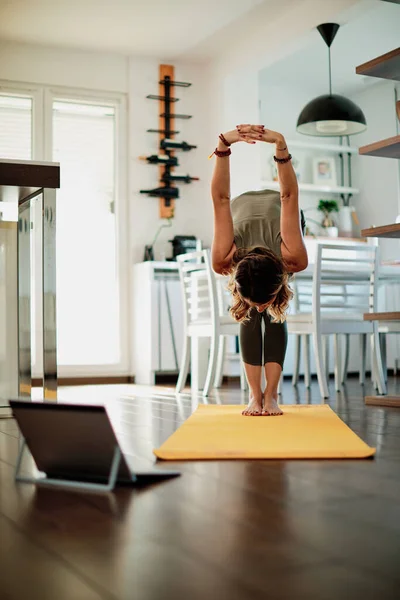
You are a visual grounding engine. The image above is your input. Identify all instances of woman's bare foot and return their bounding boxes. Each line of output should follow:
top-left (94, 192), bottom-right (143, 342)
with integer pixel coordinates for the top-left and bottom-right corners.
top-left (262, 392), bottom-right (283, 416)
top-left (242, 392), bottom-right (263, 416)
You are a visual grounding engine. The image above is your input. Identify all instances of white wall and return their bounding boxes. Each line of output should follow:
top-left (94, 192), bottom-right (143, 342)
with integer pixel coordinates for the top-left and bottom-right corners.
top-left (204, 0), bottom-right (364, 203)
top-left (258, 71), bottom-right (400, 254)
top-left (258, 78), bottom-right (347, 228)
top-left (203, 0), bottom-right (363, 77)
top-left (0, 40), bottom-right (129, 93)
top-left (213, 65), bottom-right (262, 199)
top-left (127, 57), bottom-right (214, 264)
top-left (125, 0), bottom-right (370, 264)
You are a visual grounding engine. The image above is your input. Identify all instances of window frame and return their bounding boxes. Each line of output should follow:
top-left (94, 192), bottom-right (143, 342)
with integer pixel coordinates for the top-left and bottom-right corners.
top-left (0, 81), bottom-right (42, 159)
top-left (0, 80), bottom-right (129, 377)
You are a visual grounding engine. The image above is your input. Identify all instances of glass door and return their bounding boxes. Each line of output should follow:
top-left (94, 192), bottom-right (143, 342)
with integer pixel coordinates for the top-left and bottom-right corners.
top-left (49, 95), bottom-right (128, 374)
top-left (0, 92), bottom-right (34, 403)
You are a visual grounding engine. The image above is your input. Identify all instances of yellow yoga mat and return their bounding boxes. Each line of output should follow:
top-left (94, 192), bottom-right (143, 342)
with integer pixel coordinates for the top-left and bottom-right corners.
top-left (154, 404), bottom-right (375, 460)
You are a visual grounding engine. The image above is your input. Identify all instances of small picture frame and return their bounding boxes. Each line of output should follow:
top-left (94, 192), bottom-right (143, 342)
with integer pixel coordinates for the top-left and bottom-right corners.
top-left (312, 157), bottom-right (337, 187)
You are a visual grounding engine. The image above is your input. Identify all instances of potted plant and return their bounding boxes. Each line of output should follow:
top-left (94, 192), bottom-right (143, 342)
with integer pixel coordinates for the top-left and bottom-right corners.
top-left (317, 199), bottom-right (339, 237)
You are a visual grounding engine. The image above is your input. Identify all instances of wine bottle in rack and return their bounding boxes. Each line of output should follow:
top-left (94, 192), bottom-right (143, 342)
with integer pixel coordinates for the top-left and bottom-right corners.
top-left (140, 186), bottom-right (179, 199)
top-left (139, 154), bottom-right (178, 166)
top-left (160, 139), bottom-right (197, 151)
top-left (161, 173), bottom-right (199, 184)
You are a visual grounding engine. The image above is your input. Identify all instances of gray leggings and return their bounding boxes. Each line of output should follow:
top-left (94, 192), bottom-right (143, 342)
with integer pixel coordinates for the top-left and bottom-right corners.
top-left (239, 308), bottom-right (287, 367)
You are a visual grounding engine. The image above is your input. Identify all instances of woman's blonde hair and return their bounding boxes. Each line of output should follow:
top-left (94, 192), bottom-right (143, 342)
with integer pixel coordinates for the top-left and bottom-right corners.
top-left (226, 246), bottom-right (293, 323)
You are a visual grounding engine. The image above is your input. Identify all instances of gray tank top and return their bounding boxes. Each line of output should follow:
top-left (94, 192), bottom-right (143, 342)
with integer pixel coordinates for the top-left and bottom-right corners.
top-left (231, 189), bottom-right (282, 257)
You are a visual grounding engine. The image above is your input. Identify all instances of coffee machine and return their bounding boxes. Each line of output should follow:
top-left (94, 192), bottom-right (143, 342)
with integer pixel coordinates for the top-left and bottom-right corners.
top-left (168, 235), bottom-right (201, 260)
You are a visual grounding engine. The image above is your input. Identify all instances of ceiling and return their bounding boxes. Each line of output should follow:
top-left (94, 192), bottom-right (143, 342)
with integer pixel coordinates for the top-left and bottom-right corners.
top-left (259, 0), bottom-right (400, 97)
top-left (0, 0), bottom-right (267, 59)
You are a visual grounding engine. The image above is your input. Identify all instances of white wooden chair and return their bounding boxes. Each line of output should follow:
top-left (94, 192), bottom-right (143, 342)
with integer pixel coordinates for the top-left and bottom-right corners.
top-left (175, 249), bottom-right (246, 397)
top-left (290, 279), bottom-right (312, 389)
top-left (325, 237), bottom-right (396, 390)
top-left (291, 283), bottom-right (369, 389)
top-left (212, 274), bottom-right (243, 389)
top-left (287, 243), bottom-right (386, 398)
top-left (339, 237), bottom-right (386, 388)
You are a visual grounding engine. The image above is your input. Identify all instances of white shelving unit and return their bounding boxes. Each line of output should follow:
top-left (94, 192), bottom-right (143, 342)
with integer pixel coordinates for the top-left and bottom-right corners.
top-left (260, 180), bottom-right (359, 195)
top-left (260, 138), bottom-right (359, 196)
top-left (285, 139), bottom-right (358, 154)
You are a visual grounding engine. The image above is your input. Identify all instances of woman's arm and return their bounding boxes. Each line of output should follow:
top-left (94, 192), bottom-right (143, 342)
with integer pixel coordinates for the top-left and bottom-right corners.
top-left (210, 137), bottom-right (235, 274)
top-left (241, 127), bottom-right (308, 273)
top-left (211, 126), bottom-right (262, 274)
top-left (275, 137), bottom-right (308, 272)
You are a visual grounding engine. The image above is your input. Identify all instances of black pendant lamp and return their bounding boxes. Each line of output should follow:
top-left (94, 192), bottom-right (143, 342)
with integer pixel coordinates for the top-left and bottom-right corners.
top-left (296, 23), bottom-right (367, 136)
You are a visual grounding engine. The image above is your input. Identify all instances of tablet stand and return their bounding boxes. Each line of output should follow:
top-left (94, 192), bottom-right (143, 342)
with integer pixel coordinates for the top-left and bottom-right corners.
top-left (14, 438), bottom-right (122, 492)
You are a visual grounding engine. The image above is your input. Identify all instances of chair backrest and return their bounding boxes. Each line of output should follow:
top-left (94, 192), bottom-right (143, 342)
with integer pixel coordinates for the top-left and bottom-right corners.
top-left (215, 272), bottom-right (234, 318)
top-left (176, 249), bottom-right (219, 330)
top-left (315, 243), bottom-right (379, 319)
top-left (293, 243), bottom-right (379, 319)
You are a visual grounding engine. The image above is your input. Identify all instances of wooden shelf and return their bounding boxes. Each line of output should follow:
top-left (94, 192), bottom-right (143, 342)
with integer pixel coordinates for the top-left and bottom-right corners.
top-left (359, 135), bottom-right (400, 159)
top-left (363, 312), bottom-right (400, 321)
top-left (261, 180), bottom-right (359, 195)
top-left (361, 222), bottom-right (400, 238)
top-left (356, 47), bottom-right (400, 82)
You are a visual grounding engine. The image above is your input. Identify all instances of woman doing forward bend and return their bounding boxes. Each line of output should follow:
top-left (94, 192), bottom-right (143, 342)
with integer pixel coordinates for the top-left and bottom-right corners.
top-left (210, 124), bottom-right (308, 417)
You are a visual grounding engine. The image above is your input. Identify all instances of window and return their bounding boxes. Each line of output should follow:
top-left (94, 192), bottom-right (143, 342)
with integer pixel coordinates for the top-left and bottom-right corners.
top-left (0, 94), bottom-right (32, 160)
top-left (0, 83), bottom-right (128, 375)
top-left (52, 99), bottom-right (120, 365)
top-left (0, 94), bottom-right (33, 222)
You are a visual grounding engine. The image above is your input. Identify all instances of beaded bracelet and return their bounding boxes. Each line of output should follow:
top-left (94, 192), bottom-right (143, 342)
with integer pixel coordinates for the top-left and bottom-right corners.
top-left (208, 147), bottom-right (232, 159)
top-left (219, 133), bottom-right (231, 147)
top-left (273, 153), bottom-right (292, 164)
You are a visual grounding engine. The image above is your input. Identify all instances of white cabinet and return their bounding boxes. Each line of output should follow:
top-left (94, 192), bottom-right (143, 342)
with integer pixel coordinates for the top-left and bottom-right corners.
top-left (132, 262), bottom-right (183, 385)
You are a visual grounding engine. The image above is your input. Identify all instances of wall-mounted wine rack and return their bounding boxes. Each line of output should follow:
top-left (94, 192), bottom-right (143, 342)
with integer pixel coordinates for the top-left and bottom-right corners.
top-left (140, 64), bottom-right (198, 219)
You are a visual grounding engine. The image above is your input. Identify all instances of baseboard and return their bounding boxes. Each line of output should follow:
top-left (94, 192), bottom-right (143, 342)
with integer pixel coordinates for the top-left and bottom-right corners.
top-left (155, 373), bottom-right (188, 384)
top-left (32, 376), bottom-right (135, 387)
top-left (0, 406), bottom-right (13, 419)
top-left (27, 369), bottom-right (397, 388)
top-left (283, 370), bottom-right (396, 381)
top-left (224, 370), bottom-right (397, 383)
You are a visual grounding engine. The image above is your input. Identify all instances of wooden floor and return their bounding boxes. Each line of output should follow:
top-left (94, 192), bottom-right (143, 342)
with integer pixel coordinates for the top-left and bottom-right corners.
top-left (1, 376), bottom-right (400, 600)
